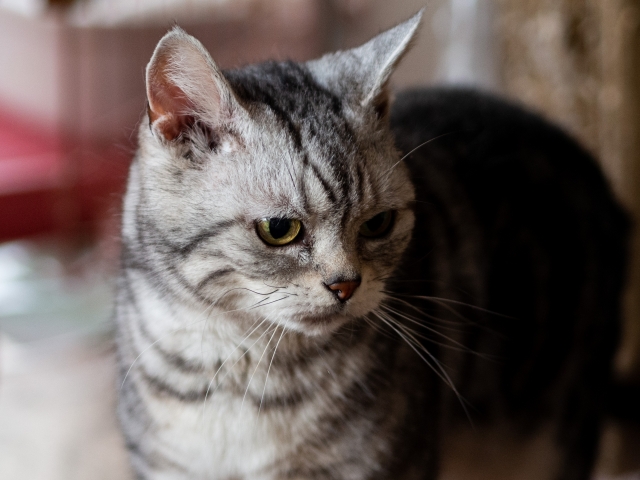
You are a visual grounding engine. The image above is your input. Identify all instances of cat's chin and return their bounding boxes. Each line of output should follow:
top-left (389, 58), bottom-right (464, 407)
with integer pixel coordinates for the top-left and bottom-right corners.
top-left (285, 311), bottom-right (355, 337)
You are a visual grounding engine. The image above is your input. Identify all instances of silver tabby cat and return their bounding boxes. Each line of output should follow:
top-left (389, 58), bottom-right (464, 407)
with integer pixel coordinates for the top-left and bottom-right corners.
top-left (116, 10), bottom-right (627, 480)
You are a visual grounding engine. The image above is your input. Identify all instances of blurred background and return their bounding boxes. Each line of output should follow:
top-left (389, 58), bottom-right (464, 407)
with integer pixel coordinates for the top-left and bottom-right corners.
top-left (0, 0), bottom-right (639, 478)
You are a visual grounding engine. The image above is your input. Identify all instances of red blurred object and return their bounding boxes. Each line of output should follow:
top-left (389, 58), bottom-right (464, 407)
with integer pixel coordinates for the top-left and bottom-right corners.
top-left (0, 109), bottom-right (130, 242)
top-left (0, 0), bottom-right (332, 243)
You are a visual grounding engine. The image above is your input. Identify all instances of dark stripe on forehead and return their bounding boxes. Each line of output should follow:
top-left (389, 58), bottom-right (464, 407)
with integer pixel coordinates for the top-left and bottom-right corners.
top-left (299, 172), bottom-right (312, 213)
top-left (225, 61), bottom-right (318, 151)
top-left (225, 61), bottom-right (363, 212)
top-left (256, 88), bottom-right (304, 150)
top-left (322, 138), bottom-right (355, 201)
top-left (224, 62), bottom-right (350, 145)
top-left (308, 162), bottom-right (338, 205)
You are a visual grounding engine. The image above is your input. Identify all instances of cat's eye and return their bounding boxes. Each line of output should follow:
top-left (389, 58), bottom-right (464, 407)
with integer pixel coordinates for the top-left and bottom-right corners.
top-left (257, 218), bottom-right (302, 246)
top-left (359, 211), bottom-right (395, 238)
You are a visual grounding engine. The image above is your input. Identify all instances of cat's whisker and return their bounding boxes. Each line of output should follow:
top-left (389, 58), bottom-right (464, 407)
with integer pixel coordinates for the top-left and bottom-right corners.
top-left (258, 326), bottom-right (288, 416)
top-left (372, 309), bottom-right (473, 422)
top-left (384, 293), bottom-right (509, 338)
top-left (216, 286), bottom-right (282, 299)
top-left (200, 294), bottom-right (296, 419)
top-left (284, 160), bottom-right (297, 190)
top-left (200, 296), bottom-right (226, 362)
top-left (249, 295), bottom-right (291, 310)
top-left (380, 306), bottom-right (464, 341)
top-left (380, 304), bottom-right (498, 361)
top-left (391, 293), bottom-right (515, 319)
top-left (362, 314), bottom-right (398, 342)
top-left (371, 310), bottom-right (445, 382)
top-left (383, 291), bottom-right (501, 337)
top-left (382, 295), bottom-right (470, 329)
top-left (197, 290), bottom-right (293, 364)
top-left (383, 131), bottom-right (458, 177)
top-left (390, 297), bottom-right (504, 338)
top-left (248, 295), bottom-right (274, 309)
top-left (195, 288), bottom-right (294, 379)
top-left (201, 315), bottom-right (273, 416)
top-left (240, 325), bottom-right (279, 415)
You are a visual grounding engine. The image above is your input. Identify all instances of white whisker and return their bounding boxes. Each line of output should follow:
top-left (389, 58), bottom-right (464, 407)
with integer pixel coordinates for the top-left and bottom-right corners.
top-left (258, 326), bottom-right (288, 416)
top-left (200, 315), bottom-right (272, 417)
top-left (380, 304), bottom-right (494, 360)
top-left (240, 325), bottom-right (279, 414)
top-left (372, 309), bottom-right (472, 423)
top-left (384, 132), bottom-right (457, 177)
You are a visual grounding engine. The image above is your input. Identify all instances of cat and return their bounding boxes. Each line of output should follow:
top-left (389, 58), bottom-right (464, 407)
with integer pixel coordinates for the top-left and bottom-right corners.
top-left (114, 11), bottom-right (628, 480)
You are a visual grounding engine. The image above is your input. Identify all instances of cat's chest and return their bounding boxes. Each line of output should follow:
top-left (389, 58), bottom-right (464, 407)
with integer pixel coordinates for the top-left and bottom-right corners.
top-left (146, 388), bottom-right (313, 479)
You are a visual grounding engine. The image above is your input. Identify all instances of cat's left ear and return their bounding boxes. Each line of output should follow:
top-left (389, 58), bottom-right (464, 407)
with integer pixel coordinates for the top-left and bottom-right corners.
top-left (146, 27), bottom-right (244, 142)
top-left (307, 10), bottom-right (423, 118)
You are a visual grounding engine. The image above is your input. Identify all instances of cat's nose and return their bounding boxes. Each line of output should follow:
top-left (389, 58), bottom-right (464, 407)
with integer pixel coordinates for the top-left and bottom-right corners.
top-left (325, 278), bottom-right (361, 302)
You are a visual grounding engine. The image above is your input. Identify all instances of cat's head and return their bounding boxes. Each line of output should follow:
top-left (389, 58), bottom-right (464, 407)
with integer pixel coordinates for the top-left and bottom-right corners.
top-left (131, 13), bottom-right (422, 336)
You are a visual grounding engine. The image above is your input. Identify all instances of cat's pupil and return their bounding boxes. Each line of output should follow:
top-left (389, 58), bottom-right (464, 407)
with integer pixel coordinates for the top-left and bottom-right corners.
top-left (269, 218), bottom-right (291, 239)
top-left (366, 212), bottom-right (386, 232)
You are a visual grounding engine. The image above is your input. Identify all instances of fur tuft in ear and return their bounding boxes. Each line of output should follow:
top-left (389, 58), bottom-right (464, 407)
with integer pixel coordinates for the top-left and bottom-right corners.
top-left (146, 27), bottom-right (241, 142)
top-left (306, 10), bottom-right (423, 117)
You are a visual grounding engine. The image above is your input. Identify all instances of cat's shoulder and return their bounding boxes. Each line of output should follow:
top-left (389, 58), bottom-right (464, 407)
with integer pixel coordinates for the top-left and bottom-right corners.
top-left (390, 87), bottom-right (628, 232)
top-left (390, 86), bottom-right (575, 149)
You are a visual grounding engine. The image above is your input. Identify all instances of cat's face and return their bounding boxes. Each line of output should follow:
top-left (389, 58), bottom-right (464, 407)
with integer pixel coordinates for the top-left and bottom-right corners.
top-left (133, 17), bottom-right (421, 336)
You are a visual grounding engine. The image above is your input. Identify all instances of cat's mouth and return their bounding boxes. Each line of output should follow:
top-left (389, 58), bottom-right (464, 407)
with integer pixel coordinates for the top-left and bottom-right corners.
top-left (290, 295), bottom-right (378, 331)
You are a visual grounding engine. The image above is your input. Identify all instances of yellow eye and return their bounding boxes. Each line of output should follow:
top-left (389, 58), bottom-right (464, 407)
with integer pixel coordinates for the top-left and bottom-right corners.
top-left (257, 218), bottom-right (302, 246)
top-left (359, 211), bottom-right (394, 238)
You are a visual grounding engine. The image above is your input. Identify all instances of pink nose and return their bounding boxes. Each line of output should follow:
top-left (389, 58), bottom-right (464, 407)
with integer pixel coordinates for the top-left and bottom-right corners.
top-left (326, 279), bottom-right (361, 302)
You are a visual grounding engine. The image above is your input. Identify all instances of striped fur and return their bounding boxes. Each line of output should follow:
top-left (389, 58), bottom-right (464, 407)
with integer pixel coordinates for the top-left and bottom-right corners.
top-left (115, 12), bottom-right (628, 480)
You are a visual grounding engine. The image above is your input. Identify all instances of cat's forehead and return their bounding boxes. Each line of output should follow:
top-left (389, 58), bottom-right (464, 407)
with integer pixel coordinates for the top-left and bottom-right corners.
top-left (222, 61), bottom-right (408, 214)
top-left (225, 61), bottom-right (355, 149)
top-left (225, 62), bottom-right (341, 115)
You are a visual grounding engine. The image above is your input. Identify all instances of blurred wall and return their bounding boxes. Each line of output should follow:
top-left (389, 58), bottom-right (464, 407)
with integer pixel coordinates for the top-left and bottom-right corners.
top-left (335, 0), bottom-right (499, 90)
top-left (0, 0), bottom-right (331, 143)
top-left (0, 11), bottom-right (61, 137)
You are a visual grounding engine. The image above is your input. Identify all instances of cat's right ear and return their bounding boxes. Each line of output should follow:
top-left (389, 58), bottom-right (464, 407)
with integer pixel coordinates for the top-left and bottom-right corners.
top-left (307, 11), bottom-right (422, 119)
top-left (146, 27), bottom-right (242, 142)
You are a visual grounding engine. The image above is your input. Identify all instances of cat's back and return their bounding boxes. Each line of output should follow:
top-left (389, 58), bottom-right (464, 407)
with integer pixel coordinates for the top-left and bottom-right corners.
top-left (390, 87), bottom-right (628, 294)
top-left (389, 87), bottom-right (629, 478)
top-left (390, 87), bottom-right (628, 425)
top-left (390, 87), bottom-right (625, 228)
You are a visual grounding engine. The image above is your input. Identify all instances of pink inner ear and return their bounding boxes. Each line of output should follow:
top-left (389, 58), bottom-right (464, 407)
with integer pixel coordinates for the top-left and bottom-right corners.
top-left (147, 56), bottom-right (194, 141)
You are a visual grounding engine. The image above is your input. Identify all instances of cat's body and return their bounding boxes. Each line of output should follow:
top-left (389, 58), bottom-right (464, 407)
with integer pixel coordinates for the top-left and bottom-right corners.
top-left (115, 13), bottom-right (628, 480)
top-left (392, 88), bottom-right (628, 479)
